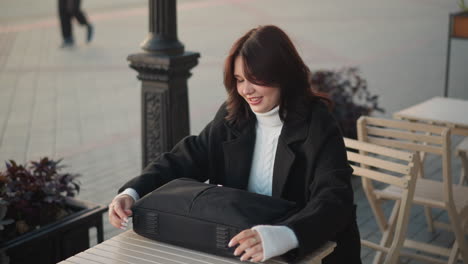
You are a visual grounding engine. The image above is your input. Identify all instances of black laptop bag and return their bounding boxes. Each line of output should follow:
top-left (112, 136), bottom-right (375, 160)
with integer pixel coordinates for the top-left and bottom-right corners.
top-left (132, 178), bottom-right (297, 258)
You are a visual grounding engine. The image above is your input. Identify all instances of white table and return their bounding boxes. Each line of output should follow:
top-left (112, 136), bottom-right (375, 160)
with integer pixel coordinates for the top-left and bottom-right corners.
top-left (58, 230), bottom-right (336, 264)
top-left (393, 96), bottom-right (468, 136)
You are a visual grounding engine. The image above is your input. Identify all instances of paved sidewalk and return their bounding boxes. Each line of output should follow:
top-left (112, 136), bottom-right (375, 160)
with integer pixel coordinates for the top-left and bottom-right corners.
top-left (0, 0), bottom-right (467, 263)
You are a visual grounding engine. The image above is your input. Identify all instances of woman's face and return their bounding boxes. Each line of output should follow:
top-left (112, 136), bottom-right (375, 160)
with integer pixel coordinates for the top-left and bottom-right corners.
top-left (234, 56), bottom-right (280, 113)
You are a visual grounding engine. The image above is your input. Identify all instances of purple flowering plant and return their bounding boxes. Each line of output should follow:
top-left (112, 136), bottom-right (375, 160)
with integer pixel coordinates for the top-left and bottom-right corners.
top-left (0, 158), bottom-right (80, 241)
top-left (311, 67), bottom-right (385, 139)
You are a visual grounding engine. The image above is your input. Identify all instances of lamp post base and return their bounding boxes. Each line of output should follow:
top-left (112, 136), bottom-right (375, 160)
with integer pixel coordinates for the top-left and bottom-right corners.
top-left (128, 51), bottom-right (200, 168)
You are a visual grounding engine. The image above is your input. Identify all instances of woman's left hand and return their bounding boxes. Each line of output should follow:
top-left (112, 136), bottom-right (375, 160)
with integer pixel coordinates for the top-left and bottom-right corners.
top-left (229, 229), bottom-right (264, 262)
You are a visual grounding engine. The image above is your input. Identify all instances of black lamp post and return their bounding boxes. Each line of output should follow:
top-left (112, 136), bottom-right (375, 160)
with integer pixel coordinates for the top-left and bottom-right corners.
top-left (128, 0), bottom-right (200, 168)
top-left (444, 11), bottom-right (468, 97)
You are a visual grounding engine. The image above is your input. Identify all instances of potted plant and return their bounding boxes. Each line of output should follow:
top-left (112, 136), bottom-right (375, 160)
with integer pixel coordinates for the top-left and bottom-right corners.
top-left (310, 67), bottom-right (384, 139)
top-left (0, 158), bottom-right (107, 264)
top-left (453, 1), bottom-right (468, 38)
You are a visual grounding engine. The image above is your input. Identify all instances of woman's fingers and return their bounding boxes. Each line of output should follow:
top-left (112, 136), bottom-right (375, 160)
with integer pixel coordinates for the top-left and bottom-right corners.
top-left (113, 201), bottom-right (130, 221)
top-left (230, 229), bottom-right (263, 261)
top-left (240, 244), bottom-right (263, 261)
top-left (229, 229), bottom-right (256, 247)
top-left (250, 252), bottom-right (264, 263)
top-left (234, 236), bottom-right (259, 256)
top-left (108, 204), bottom-right (125, 229)
top-left (108, 195), bottom-right (134, 229)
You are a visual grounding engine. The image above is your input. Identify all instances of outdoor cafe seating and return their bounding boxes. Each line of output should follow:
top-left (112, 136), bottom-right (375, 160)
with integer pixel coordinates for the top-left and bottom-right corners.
top-left (344, 138), bottom-right (419, 264)
top-left (356, 115), bottom-right (468, 264)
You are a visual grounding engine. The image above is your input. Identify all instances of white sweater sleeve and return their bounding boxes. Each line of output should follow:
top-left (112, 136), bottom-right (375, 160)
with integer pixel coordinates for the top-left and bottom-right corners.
top-left (116, 188), bottom-right (140, 202)
top-left (252, 225), bottom-right (299, 261)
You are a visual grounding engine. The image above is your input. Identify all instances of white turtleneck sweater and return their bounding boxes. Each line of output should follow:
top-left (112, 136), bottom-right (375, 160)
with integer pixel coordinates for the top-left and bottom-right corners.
top-left (248, 106), bottom-right (298, 261)
top-left (247, 106), bottom-right (283, 196)
top-left (118, 106), bottom-right (299, 261)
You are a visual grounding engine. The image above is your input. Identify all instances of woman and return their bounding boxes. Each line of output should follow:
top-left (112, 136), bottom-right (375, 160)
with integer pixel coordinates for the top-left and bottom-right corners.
top-left (109, 25), bottom-right (361, 263)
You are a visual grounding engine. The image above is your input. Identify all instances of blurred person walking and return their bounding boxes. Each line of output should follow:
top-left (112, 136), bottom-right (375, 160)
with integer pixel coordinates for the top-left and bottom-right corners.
top-left (58, 0), bottom-right (94, 48)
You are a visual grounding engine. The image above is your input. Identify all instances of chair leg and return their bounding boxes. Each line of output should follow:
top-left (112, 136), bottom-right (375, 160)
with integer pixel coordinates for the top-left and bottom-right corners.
top-left (362, 179), bottom-right (388, 232)
top-left (423, 207), bottom-right (434, 233)
top-left (446, 207), bottom-right (468, 263)
top-left (382, 201), bottom-right (404, 264)
top-left (447, 240), bottom-right (458, 264)
top-left (458, 152), bottom-right (467, 185)
top-left (416, 153), bottom-right (436, 233)
top-left (373, 201), bottom-right (400, 264)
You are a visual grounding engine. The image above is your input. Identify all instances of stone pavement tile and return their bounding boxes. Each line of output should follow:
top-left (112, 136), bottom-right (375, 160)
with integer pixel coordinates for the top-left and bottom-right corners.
top-left (55, 74), bottom-right (83, 152)
top-left (92, 72), bottom-right (140, 137)
top-left (69, 149), bottom-right (118, 176)
top-left (65, 133), bottom-right (138, 172)
top-left (0, 32), bottom-right (17, 70)
top-left (27, 72), bottom-right (57, 160)
top-left (78, 158), bottom-right (139, 195)
top-left (70, 141), bottom-right (139, 192)
top-left (23, 30), bottom-right (43, 68)
top-left (74, 76), bottom-right (107, 144)
top-left (0, 73), bottom-right (17, 142)
top-left (4, 34), bottom-right (28, 69)
top-left (0, 89), bottom-right (34, 163)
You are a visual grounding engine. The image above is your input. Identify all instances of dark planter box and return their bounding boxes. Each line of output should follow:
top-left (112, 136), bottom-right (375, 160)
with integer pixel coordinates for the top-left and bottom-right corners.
top-left (0, 198), bottom-right (107, 264)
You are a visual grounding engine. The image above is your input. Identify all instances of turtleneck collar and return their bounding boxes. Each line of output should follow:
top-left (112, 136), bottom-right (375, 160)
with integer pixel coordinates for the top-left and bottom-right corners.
top-left (253, 105), bottom-right (283, 127)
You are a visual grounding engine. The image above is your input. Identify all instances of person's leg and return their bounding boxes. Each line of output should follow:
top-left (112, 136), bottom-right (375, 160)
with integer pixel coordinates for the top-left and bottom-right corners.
top-left (70, 0), bottom-right (93, 43)
top-left (71, 0), bottom-right (89, 25)
top-left (58, 0), bottom-right (74, 45)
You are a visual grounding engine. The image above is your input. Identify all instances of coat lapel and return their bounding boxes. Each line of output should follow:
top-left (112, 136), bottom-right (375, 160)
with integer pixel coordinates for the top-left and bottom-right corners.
top-left (222, 119), bottom-right (256, 190)
top-left (272, 137), bottom-right (295, 198)
top-left (272, 108), bottom-right (310, 198)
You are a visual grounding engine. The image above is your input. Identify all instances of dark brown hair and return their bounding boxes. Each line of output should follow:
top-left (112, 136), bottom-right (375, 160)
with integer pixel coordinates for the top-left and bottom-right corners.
top-left (223, 25), bottom-right (330, 123)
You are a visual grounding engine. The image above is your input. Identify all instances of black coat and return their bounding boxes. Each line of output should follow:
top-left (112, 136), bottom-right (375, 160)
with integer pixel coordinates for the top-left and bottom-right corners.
top-left (120, 101), bottom-right (362, 264)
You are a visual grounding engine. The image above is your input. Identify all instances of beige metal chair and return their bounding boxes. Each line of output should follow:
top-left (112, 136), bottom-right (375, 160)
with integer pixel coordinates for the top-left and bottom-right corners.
top-left (357, 116), bottom-right (468, 264)
top-left (344, 138), bottom-right (419, 264)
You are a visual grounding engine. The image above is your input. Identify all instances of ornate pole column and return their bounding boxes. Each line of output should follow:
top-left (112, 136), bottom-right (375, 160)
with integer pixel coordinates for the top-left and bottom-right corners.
top-left (128, 0), bottom-right (199, 168)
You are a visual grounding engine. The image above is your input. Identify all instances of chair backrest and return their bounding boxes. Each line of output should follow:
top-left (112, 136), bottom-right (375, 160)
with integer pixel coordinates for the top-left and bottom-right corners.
top-left (357, 116), bottom-right (454, 203)
top-left (344, 137), bottom-right (419, 264)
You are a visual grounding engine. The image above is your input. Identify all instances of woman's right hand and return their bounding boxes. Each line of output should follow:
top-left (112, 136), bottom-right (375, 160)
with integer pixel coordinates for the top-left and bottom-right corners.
top-left (108, 194), bottom-right (134, 230)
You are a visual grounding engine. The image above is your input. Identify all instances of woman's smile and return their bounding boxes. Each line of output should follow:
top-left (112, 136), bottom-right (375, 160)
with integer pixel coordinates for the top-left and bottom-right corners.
top-left (247, 96), bottom-right (263, 105)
